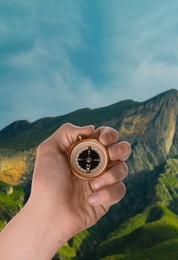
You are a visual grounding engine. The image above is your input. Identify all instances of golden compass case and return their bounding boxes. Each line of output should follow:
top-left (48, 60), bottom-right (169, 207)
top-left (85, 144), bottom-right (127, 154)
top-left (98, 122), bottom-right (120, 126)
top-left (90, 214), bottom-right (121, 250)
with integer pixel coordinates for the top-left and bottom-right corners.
top-left (68, 136), bottom-right (109, 180)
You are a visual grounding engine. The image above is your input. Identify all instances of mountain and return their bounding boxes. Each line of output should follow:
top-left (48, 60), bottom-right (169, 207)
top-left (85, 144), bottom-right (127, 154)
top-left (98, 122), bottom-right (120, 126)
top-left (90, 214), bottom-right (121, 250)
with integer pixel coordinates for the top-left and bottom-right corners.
top-left (1, 89), bottom-right (178, 173)
top-left (0, 99), bottom-right (139, 150)
top-left (1, 88), bottom-right (178, 259)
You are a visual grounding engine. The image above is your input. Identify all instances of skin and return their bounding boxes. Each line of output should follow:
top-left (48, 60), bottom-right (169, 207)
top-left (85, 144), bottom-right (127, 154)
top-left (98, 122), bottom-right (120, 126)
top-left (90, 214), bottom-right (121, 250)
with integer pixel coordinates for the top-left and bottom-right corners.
top-left (0, 123), bottom-right (131, 260)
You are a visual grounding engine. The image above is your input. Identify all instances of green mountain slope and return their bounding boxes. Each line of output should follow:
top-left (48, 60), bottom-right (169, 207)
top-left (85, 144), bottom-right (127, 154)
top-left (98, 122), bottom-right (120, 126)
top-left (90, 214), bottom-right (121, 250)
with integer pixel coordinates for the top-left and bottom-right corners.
top-left (97, 203), bottom-right (178, 259)
top-left (0, 181), bottom-right (24, 228)
top-left (101, 239), bottom-right (178, 260)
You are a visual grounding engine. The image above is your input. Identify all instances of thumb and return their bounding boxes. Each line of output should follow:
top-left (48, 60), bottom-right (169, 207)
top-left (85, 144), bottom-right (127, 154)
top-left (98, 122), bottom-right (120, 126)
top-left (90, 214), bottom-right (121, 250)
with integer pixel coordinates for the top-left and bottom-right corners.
top-left (50, 123), bottom-right (95, 152)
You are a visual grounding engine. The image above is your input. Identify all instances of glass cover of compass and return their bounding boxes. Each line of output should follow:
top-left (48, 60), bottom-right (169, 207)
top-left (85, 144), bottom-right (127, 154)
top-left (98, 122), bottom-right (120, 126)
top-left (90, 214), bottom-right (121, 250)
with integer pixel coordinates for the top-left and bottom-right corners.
top-left (68, 138), bottom-right (109, 180)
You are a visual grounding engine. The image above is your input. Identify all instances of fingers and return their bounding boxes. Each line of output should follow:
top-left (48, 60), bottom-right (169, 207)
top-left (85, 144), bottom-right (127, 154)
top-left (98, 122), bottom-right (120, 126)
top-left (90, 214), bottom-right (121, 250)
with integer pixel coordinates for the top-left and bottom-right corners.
top-left (91, 126), bottom-right (119, 146)
top-left (41, 123), bottom-right (95, 153)
top-left (90, 161), bottom-right (128, 191)
top-left (38, 123), bottom-right (131, 162)
top-left (55, 123), bottom-right (95, 152)
top-left (88, 182), bottom-right (126, 208)
top-left (88, 160), bottom-right (128, 209)
top-left (108, 141), bottom-right (131, 162)
top-left (88, 158), bottom-right (128, 208)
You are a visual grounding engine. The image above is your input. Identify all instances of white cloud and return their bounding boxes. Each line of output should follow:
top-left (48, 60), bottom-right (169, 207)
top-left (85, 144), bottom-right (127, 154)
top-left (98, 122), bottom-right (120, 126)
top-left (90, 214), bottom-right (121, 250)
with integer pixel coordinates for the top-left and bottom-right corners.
top-left (97, 0), bottom-right (178, 101)
top-left (131, 60), bottom-right (178, 100)
top-left (1, 0), bottom-right (178, 129)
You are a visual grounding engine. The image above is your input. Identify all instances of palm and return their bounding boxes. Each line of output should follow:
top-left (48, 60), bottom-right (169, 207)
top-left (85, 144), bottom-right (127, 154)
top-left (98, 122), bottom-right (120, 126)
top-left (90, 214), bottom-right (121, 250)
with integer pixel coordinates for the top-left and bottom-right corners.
top-left (53, 153), bottom-right (107, 229)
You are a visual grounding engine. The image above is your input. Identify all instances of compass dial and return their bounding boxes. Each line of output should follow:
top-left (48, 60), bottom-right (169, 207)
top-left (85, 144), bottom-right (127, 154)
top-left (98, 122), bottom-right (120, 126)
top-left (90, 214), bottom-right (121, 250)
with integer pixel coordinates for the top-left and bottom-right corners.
top-left (68, 138), bottom-right (109, 180)
top-left (76, 146), bottom-right (101, 173)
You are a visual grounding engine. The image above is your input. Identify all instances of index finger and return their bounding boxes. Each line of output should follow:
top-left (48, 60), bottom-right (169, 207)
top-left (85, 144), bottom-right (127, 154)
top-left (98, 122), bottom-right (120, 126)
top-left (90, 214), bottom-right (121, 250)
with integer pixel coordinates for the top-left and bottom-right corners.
top-left (90, 126), bottom-right (119, 147)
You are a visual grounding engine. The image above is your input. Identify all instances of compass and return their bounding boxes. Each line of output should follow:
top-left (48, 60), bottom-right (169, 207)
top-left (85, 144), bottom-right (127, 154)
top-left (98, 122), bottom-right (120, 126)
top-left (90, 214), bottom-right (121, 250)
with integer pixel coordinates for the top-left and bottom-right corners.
top-left (68, 135), bottom-right (109, 180)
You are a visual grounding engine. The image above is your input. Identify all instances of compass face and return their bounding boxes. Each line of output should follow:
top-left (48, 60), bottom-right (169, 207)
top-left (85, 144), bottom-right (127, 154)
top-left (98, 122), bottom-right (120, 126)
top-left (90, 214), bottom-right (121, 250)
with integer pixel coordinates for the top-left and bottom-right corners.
top-left (76, 146), bottom-right (101, 173)
top-left (68, 139), bottom-right (109, 180)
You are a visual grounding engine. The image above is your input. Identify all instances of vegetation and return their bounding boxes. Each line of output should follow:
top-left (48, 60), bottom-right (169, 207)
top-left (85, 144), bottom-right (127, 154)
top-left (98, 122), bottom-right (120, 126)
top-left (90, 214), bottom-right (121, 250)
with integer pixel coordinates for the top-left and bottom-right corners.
top-left (0, 155), bottom-right (27, 185)
top-left (101, 239), bottom-right (178, 260)
top-left (155, 158), bottom-right (178, 214)
top-left (0, 180), bottom-right (24, 226)
top-left (94, 203), bottom-right (178, 259)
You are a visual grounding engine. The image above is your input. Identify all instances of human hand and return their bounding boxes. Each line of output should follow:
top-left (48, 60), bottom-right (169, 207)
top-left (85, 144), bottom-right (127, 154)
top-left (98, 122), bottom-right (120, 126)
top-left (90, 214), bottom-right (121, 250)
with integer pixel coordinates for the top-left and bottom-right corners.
top-left (29, 123), bottom-right (131, 242)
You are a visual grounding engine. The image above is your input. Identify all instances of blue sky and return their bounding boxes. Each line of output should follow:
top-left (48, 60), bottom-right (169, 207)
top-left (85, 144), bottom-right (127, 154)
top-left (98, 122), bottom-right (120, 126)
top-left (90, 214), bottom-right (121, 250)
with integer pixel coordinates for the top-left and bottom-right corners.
top-left (1, 0), bottom-right (178, 130)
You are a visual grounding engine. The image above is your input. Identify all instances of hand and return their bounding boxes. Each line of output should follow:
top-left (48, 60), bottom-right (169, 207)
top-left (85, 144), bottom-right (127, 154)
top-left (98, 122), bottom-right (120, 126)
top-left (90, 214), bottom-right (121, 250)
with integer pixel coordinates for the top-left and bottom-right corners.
top-left (29, 123), bottom-right (131, 241)
top-left (0, 123), bottom-right (131, 260)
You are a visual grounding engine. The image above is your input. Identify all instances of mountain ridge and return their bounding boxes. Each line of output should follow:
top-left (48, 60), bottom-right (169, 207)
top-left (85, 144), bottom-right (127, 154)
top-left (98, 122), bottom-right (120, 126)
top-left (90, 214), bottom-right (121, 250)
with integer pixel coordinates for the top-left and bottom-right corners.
top-left (1, 88), bottom-right (178, 134)
top-left (0, 89), bottom-right (178, 152)
top-left (0, 99), bottom-right (139, 133)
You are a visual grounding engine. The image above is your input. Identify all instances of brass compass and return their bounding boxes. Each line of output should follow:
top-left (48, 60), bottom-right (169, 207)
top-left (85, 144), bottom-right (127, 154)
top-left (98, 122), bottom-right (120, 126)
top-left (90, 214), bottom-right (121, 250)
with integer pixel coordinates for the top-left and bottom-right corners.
top-left (68, 135), bottom-right (109, 180)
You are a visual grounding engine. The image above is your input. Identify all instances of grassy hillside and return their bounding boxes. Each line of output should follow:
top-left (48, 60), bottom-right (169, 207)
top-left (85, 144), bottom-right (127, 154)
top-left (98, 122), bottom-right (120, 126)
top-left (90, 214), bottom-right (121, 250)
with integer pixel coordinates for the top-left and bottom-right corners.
top-left (94, 203), bottom-right (178, 259)
top-left (0, 181), bottom-right (24, 227)
top-left (56, 202), bottom-right (178, 260)
top-left (101, 239), bottom-right (178, 260)
top-left (155, 158), bottom-right (178, 209)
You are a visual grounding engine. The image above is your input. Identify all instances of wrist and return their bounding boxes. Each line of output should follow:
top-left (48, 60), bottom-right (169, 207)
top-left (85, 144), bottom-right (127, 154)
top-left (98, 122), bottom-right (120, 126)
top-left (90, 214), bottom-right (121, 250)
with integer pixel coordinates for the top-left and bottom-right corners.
top-left (26, 195), bottom-right (72, 246)
top-left (0, 195), bottom-right (72, 260)
top-left (28, 188), bottom-right (84, 241)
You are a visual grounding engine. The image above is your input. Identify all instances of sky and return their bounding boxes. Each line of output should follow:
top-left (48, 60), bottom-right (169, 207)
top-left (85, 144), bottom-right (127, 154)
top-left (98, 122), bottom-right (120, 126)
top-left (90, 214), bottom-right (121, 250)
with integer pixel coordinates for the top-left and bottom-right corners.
top-left (0, 0), bottom-right (178, 130)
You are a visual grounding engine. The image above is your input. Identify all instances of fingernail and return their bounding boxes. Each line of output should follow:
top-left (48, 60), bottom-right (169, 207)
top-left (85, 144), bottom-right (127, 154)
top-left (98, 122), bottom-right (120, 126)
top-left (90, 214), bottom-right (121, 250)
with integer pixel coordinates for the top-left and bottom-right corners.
top-left (110, 146), bottom-right (119, 160)
top-left (88, 194), bottom-right (99, 204)
top-left (88, 125), bottom-right (95, 130)
top-left (101, 134), bottom-right (109, 144)
top-left (111, 145), bottom-right (117, 152)
top-left (93, 180), bottom-right (104, 190)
